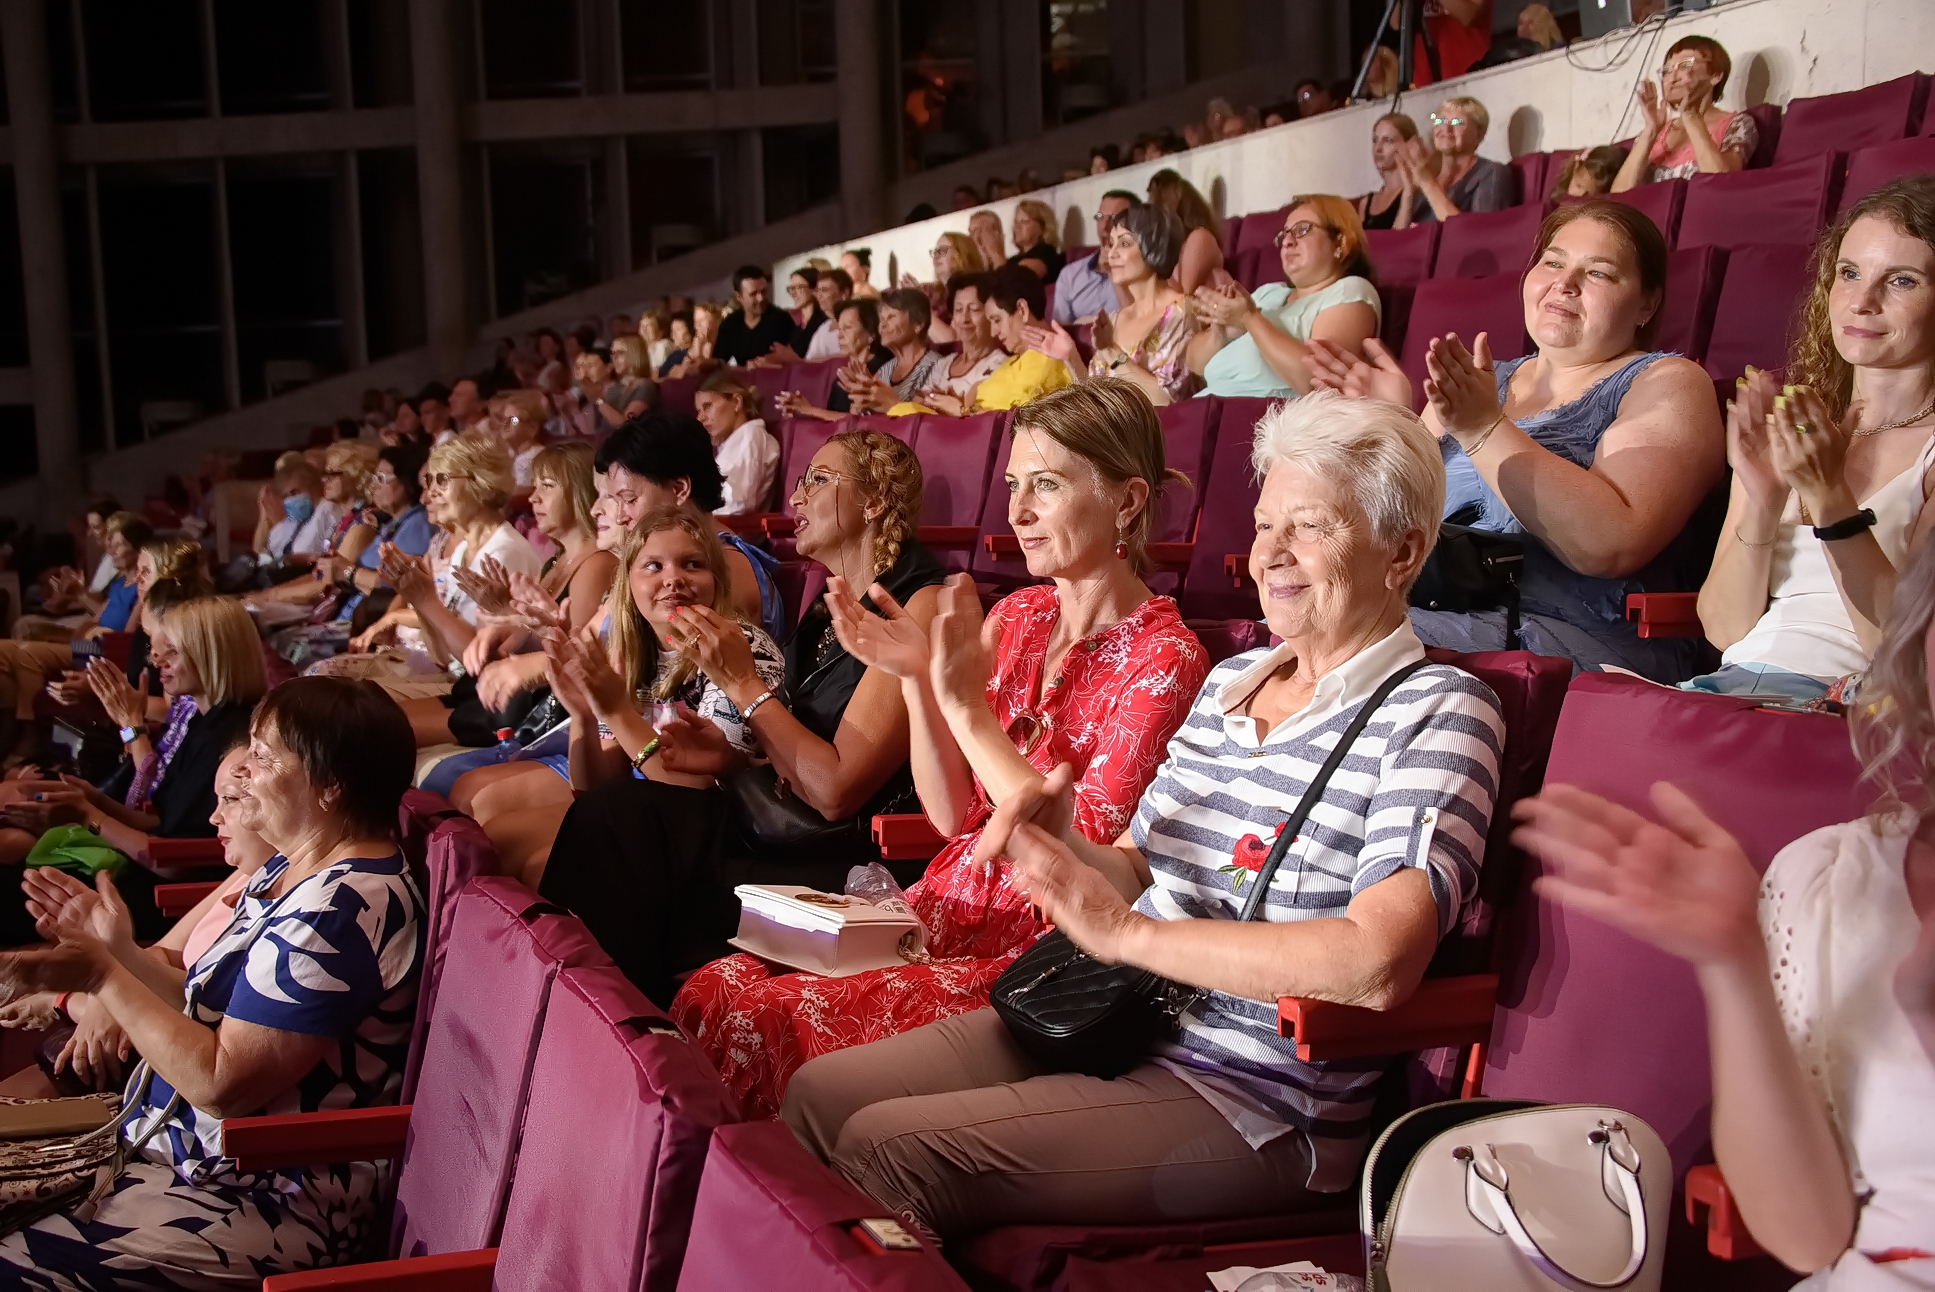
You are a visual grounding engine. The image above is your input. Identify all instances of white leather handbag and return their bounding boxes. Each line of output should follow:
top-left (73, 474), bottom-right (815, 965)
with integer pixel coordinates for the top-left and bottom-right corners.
top-left (1363, 1099), bottom-right (1670, 1292)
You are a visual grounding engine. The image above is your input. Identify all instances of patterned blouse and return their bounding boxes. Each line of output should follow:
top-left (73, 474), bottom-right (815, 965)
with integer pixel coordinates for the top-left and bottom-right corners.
top-left (1089, 300), bottom-right (1203, 402)
top-left (1643, 109), bottom-right (1758, 184)
top-left (598, 623), bottom-right (787, 759)
top-left (126, 851), bottom-right (424, 1187)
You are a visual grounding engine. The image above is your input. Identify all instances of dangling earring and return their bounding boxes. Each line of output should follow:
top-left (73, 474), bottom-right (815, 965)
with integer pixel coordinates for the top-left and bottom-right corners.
top-left (1114, 527), bottom-right (1128, 561)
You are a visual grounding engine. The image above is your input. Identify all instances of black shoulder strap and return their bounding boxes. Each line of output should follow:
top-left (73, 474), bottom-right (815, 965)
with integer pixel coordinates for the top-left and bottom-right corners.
top-left (1236, 659), bottom-right (1430, 923)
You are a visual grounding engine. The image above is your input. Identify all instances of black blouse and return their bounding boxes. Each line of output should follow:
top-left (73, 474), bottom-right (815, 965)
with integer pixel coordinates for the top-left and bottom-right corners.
top-left (146, 700), bottom-right (255, 838)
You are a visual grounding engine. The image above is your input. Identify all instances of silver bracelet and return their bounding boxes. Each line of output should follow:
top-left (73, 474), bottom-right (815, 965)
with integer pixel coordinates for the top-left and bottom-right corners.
top-left (741, 689), bottom-right (777, 721)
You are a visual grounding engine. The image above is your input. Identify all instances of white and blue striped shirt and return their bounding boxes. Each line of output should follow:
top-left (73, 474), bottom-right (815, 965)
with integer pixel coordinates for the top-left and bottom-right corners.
top-left (1129, 620), bottom-right (1503, 1190)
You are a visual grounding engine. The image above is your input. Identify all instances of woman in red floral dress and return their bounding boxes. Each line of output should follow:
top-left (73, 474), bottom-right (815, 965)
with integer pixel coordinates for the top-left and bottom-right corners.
top-left (672, 380), bottom-right (1210, 1118)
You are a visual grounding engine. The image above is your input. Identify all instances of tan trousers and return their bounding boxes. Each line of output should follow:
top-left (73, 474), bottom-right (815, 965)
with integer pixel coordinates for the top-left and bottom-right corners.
top-left (0, 641), bottom-right (73, 720)
top-left (780, 1007), bottom-right (1321, 1238)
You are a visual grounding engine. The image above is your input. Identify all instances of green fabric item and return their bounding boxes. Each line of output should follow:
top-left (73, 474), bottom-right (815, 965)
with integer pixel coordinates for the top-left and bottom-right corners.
top-left (24, 824), bottom-right (128, 878)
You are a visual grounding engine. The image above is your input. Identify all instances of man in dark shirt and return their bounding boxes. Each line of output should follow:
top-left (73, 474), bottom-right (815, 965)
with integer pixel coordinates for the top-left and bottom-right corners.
top-left (714, 264), bottom-right (795, 366)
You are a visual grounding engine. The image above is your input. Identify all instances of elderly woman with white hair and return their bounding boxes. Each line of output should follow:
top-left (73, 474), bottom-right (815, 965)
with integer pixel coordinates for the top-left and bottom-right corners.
top-left (779, 391), bottom-right (1506, 1240)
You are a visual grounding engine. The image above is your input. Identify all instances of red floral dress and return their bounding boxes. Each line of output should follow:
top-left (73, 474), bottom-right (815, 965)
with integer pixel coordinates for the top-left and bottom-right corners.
top-left (671, 584), bottom-right (1209, 1118)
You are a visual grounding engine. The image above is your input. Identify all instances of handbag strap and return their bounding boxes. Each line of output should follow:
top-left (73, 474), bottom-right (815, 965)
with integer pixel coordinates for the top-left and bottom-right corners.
top-left (1236, 659), bottom-right (1429, 922)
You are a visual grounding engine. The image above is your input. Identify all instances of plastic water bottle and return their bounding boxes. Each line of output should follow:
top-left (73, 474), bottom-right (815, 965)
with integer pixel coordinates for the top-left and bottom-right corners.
top-left (845, 862), bottom-right (928, 937)
top-left (493, 727), bottom-right (524, 763)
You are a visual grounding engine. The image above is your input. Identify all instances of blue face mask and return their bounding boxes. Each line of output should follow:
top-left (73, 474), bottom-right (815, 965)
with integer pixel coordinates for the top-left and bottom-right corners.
top-left (283, 494), bottom-right (315, 524)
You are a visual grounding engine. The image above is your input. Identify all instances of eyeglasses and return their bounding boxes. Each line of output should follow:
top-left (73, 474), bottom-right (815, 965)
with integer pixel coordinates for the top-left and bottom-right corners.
top-left (793, 467), bottom-right (858, 499)
top-left (320, 469), bottom-right (343, 479)
top-left (1274, 221), bottom-right (1335, 247)
top-left (1661, 56), bottom-right (1706, 77)
top-left (427, 472), bottom-right (470, 488)
top-left (1429, 114), bottom-right (1468, 128)
top-left (369, 472), bottom-right (399, 486)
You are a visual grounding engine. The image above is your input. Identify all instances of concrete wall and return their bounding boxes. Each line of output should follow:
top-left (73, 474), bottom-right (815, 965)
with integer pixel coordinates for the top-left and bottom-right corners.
top-left (779, 0), bottom-right (1935, 283)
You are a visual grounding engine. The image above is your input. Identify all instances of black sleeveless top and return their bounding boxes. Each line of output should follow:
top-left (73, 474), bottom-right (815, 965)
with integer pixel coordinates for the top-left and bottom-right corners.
top-left (1360, 190), bottom-right (1403, 231)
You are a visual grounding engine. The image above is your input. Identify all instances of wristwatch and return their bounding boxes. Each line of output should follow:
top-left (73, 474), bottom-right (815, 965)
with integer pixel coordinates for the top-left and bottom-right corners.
top-left (1811, 508), bottom-right (1878, 542)
top-left (118, 725), bottom-right (139, 745)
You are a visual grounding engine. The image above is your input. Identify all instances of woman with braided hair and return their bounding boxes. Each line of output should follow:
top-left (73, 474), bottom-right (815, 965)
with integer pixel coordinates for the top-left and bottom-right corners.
top-left (537, 429), bottom-right (947, 1005)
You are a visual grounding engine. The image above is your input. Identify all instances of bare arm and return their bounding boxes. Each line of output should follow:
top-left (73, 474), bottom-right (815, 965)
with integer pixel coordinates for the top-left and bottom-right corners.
top-left (1697, 375), bottom-right (1787, 649)
top-left (1175, 227), bottom-right (1224, 296)
top-left (1248, 302), bottom-right (1378, 395)
top-left (1428, 339), bottom-right (1726, 579)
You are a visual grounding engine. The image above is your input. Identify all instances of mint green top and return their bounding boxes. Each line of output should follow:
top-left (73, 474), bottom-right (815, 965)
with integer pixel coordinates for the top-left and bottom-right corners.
top-left (1198, 276), bottom-right (1382, 399)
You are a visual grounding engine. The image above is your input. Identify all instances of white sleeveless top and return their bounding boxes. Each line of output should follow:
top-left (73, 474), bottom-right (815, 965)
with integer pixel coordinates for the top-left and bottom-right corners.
top-left (1767, 817), bottom-right (1935, 1288)
top-left (1722, 438), bottom-right (1935, 681)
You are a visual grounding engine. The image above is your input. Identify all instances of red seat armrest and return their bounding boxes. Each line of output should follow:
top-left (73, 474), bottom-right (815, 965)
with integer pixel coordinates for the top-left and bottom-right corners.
top-left (154, 881), bottom-right (220, 917)
top-left (871, 813), bottom-right (948, 861)
top-left (262, 1250), bottom-right (497, 1291)
top-left (916, 525), bottom-right (980, 550)
top-left (221, 1105), bottom-right (412, 1174)
top-left (761, 515), bottom-right (797, 539)
top-left (1224, 554), bottom-right (1254, 587)
top-left (141, 837), bottom-right (226, 880)
top-left (1277, 974), bottom-right (1498, 1062)
top-left (1684, 1164), bottom-right (1767, 1260)
top-left (983, 534), bottom-right (1021, 559)
top-left (1624, 592), bottom-right (1701, 639)
top-left (717, 513), bottom-right (769, 537)
top-left (1146, 542), bottom-right (1192, 570)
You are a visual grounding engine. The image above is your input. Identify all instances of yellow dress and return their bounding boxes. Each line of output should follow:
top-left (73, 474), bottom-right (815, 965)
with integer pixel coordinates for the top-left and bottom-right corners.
top-left (890, 349), bottom-right (1075, 417)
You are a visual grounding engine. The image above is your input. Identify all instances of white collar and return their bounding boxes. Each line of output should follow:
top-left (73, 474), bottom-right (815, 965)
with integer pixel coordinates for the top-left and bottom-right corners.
top-left (1216, 618), bottom-right (1426, 721)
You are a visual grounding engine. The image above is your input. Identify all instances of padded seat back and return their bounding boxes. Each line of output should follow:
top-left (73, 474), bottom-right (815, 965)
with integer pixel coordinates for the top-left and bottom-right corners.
top-left (1483, 675), bottom-right (1870, 1179)
top-left (966, 426), bottom-right (1037, 591)
top-left (785, 359), bottom-right (844, 413)
top-left (1677, 153), bottom-right (1841, 251)
top-left (1701, 242), bottom-right (1812, 383)
top-left (679, 1121), bottom-right (972, 1292)
top-left (1600, 176), bottom-right (1685, 247)
top-left (1399, 274), bottom-right (1529, 410)
top-left (1838, 136), bottom-right (1935, 217)
top-left (1512, 151), bottom-right (1552, 207)
top-left (1178, 396), bottom-right (1269, 621)
top-left (1430, 202), bottom-right (1546, 279)
top-left (1238, 245), bottom-right (1288, 291)
top-left (1148, 399), bottom-right (1221, 600)
top-left (391, 877), bottom-right (612, 1259)
top-left (910, 412), bottom-right (1004, 572)
top-left (399, 809), bottom-right (500, 1103)
top-left (1776, 72), bottom-right (1928, 165)
top-left (658, 375), bottom-right (698, 418)
top-left (1365, 223), bottom-right (1440, 284)
top-left (1377, 280), bottom-right (1416, 357)
top-left (1654, 244), bottom-right (1729, 366)
top-left (493, 965), bottom-right (739, 1292)
top-left (740, 365), bottom-right (793, 427)
top-left (1236, 205), bottom-right (1291, 259)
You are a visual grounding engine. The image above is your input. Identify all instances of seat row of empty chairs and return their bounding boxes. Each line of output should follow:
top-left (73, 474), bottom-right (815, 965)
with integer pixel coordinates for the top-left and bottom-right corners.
top-left (244, 664), bottom-right (1859, 1289)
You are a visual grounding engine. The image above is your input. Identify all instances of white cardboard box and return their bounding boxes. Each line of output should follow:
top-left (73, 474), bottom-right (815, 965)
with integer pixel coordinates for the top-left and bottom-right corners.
top-left (729, 884), bottom-right (924, 977)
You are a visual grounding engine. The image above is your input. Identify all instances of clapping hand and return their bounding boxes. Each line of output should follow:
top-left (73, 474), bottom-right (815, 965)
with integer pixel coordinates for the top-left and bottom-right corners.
top-left (1021, 319), bottom-right (1083, 368)
top-left (506, 571), bottom-right (564, 632)
top-left (1725, 369), bottom-right (1785, 514)
top-left (1765, 384), bottom-right (1853, 521)
top-left (973, 761), bottom-right (1077, 874)
top-left (1513, 782), bottom-right (1763, 968)
top-left (825, 576), bottom-right (930, 681)
top-left (85, 658), bottom-right (149, 727)
top-left (914, 389), bottom-right (967, 418)
top-left (929, 574), bottom-right (997, 714)
top-left (775, 390), bottom-right (813, 418)
top-left (379, 543), bottom-right (433, 606)
top-left (542, 629), bottom-right (629, 722)
top-left (1423, 332), bottom-right (1503, 442)
top-left (664, 604), bottom-right (760, 692)
top-left (1306, 337), bottom-right (1415, 406)
top-left (22, 867), bottom-right (133, 958)
top-left (1636, 79), bottom-right (1668, 133)
top-left (1193, 279), bottom-right (1258, 331)
top-left (653, 705), bottom-right (733, 777)
top-left (452, 556), bottom-right (514, 617)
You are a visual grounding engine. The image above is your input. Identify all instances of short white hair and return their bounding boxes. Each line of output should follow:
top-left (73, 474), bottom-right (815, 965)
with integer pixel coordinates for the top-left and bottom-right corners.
top-left (1250, 390), bottom-right (1445, 550)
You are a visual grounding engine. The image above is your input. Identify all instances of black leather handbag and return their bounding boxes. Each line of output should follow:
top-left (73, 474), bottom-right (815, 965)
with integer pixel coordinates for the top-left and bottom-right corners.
top-left (1409, 504), bottom-right (1525, 645)
top-left (990, 660), bottom-right (1428, 1079)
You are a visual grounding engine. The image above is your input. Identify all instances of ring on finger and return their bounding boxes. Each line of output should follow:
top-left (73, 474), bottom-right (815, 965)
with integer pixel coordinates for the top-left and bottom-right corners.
top-left (1794, 423), bottom-right (1813, 435)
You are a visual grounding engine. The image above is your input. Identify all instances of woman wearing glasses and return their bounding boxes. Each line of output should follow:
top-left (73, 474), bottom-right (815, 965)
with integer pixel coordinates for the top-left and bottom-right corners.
top-left (1188, 196), bottom-right (1382, 399)
top-left (1405, 96), bottom-right (1513, 222)
top-left (670, 383), bottom-right (1207, 1118)
top-left (539, 429), bottom-right (949, 1005)
top-left (1611, 36), bottom-right (1755, 191)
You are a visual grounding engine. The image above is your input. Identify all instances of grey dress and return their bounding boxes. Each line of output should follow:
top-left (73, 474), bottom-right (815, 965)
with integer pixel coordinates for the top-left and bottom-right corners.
top-left (1415, 156), bottom-right (1516, 221)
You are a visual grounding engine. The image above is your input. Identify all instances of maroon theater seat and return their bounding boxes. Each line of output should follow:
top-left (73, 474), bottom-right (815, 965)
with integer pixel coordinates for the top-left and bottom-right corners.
top-left (1397, 273), bottom-right (1530, 411)
top-left (1676, 153), bottom-right (1841, 251)
top-left (1364, 223), bottom-right (1440, 283)
top-left (1221, 214), bottom-right (1242, 260)
top-left (1241, 245), bottom-right (1289, 291)
top-left (740, 364), bottom-right (792, 426)
top-left (390, 878), bottom-right (612, 1258)
top-left (488, 966), bottom-right (739, 1291)
top-left (1511, 151), bottom-right (1552, 207)
top-left (1144, 398), bottom-right (1222, 599)
top-left (967, 425), bottom-right (1038, 593)
top-left (1378, 280), bottom-right (1417, 357)
top-left (909, 412), bottom-right (1005, 572)
top-left (1744, 101), bottom-right (1784, 170)
top-left (658, 375), bottom-right (699, 418)
top-left (680, 1122), bottom-right (971, 1292)
top-left (1601, 176), bottom-right (1686, 247)
top-left (1655, 244), bottom-right (1729, 366)
top-left (1482, 674), bottom-right (1868, 1286)
top-left (1177, 395), bottom-right (1268, 621)
top-left (1838, 136), bottom-right (1935, 217)
top-left (1236, 205), bottom-right (1291, 262)
top-left (1430, 202), bottom-right (1546, 279)
top-left (398, 803), bottom-right (500, 1102)
top-left (1701, 242), bottom-right (1812, 384)
top-left (787, 358), bottom-right (844, 412)
top-left (1775, 72), bottom-right (1929, 165)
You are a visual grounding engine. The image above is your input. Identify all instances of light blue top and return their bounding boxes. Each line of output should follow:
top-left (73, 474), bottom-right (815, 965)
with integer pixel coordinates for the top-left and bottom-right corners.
top-left (1198, 277), bottom-right (1382, 399)
top-left (1051, 251), bottom-right (1119, 325)
top-left (719, 529), bottom-right (786, 643)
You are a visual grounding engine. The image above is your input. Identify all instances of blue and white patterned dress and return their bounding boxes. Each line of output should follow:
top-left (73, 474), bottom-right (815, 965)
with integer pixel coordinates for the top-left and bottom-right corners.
top-left (0, 851), bottom-right (424, 1289)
